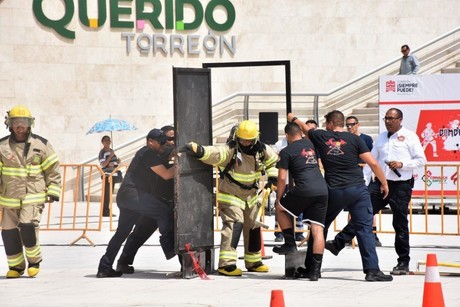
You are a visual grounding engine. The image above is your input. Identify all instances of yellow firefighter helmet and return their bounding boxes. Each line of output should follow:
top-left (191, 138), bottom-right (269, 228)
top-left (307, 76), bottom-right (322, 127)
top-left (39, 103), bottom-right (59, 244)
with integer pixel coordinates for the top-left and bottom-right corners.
top-left (5, 105), bottom-right (35, 128)
top-left (235, 120), bottom-right (259, 140)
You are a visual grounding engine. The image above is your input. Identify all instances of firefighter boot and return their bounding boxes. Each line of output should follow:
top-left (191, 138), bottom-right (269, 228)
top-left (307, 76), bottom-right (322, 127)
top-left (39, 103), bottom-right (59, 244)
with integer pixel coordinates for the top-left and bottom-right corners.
top-left (218, 265), bottom-right (242, 276)
top-left (6, 268), bottom-right (24, 278)
top-left (28, 263), bottom-right (40, 278)
top-left (247, 261), bottom-right (269, 273)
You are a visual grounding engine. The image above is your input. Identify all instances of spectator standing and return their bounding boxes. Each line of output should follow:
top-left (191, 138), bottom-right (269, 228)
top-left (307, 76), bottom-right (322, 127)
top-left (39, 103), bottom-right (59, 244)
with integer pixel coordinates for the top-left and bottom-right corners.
top-left (325, 108), bottom-right (427, 275)
top-left (99, 135), bottom-right (121, 217)
top-left (399, 44), bottom-right (420, 75)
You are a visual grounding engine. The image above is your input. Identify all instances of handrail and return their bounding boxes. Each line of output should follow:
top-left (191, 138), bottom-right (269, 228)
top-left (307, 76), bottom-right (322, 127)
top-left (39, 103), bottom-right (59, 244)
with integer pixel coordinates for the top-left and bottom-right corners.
top-left (212, 26), bottom-right (460, 109)
top-left (324, 26), bottom-right (460, 96)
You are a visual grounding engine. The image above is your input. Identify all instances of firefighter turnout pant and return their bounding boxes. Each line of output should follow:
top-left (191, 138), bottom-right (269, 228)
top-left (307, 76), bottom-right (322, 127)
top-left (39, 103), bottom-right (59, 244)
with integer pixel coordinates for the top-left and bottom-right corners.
top-left (1, 204), bottom-right (44, 273)
top-left (218, 201), bottom-right (263, 270)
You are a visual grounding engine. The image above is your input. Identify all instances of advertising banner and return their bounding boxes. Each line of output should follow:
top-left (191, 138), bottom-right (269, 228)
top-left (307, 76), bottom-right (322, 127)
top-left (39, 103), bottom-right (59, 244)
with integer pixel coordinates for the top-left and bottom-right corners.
top-left (379, 74), bottom-right (460, 196)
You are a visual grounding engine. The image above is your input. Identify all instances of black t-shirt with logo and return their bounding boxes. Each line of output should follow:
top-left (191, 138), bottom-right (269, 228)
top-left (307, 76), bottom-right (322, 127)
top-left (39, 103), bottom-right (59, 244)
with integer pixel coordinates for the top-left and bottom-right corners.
top-left (276, 138), bottom-right (327, 197)
top-left (308, 129), bottom-right (370, 189)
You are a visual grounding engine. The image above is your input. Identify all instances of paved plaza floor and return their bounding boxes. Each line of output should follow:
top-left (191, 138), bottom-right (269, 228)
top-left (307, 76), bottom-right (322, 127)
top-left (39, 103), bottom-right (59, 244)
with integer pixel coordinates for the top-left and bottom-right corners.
top-left (1, 212), bottom-right (459, 307)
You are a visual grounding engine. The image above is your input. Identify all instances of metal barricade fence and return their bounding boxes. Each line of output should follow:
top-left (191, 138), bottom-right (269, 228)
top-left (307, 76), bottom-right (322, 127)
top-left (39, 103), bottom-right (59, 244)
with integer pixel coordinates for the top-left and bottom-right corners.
top-left (40, 163), bottom-right (109, 246)
top-left (332, 164), bottom-right (460, 237)
top-left (0, 163), bottom-right (124, 246)
top-left (1, 163), bottom-right (458, 247)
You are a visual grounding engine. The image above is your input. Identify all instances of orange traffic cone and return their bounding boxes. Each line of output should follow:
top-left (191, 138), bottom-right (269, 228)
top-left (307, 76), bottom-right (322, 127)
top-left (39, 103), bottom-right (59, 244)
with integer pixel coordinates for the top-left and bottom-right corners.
top-left (270, 289), bottom-right (285, 307)
top-left (260, 228), bottom-right (271, 259)
top-left (422, 254), bottom-right (445, 307)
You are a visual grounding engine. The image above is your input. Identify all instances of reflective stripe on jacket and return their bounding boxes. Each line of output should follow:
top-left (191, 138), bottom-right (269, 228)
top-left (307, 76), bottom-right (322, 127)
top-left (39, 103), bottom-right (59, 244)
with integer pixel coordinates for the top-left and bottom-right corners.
top-left (0, 133), bottom-right (62, 208)
top-left (199, 143), bottom-right (278, 208)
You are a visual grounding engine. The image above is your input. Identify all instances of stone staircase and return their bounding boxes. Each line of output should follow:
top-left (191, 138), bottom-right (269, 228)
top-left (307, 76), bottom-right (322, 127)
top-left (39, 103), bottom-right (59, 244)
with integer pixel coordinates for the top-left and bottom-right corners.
top-left (441, 61), bottom-right (460, 73)
top-left (348, 101), bottom-right (379, 139)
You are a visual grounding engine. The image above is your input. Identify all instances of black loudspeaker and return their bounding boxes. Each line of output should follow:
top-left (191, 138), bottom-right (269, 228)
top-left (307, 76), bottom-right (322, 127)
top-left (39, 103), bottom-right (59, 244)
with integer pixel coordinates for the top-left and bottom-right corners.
top-left (259, 112), bottom-right (278, 145)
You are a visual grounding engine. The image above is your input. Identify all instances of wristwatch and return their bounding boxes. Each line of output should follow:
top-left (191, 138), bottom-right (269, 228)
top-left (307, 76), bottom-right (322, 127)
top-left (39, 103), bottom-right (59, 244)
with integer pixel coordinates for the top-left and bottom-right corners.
top-left (290, 117), bottom-right (298, 123)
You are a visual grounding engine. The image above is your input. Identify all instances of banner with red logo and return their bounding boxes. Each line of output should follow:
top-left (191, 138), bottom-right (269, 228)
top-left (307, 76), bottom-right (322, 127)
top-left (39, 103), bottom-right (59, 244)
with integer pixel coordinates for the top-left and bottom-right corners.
top-left (379, 74), bottom-right (460, 196)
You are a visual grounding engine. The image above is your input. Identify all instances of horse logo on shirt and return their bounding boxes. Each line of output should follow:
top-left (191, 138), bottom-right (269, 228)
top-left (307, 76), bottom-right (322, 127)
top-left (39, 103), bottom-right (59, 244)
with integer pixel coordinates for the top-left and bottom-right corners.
top-left (325, 138), bottom-right (347, 155)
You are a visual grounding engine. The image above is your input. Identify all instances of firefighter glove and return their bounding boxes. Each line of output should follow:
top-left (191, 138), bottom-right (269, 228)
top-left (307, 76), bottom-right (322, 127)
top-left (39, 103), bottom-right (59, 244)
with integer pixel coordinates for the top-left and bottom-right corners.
top-left (264, 176), bottom-right (277, 192)
top-left (185, 142), bottom-right (204, 158)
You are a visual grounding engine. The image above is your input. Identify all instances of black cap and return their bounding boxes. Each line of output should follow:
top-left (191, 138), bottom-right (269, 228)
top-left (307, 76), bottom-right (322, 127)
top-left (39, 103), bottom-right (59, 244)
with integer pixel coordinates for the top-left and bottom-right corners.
top-left (147, 128), bottom-right (167, 144)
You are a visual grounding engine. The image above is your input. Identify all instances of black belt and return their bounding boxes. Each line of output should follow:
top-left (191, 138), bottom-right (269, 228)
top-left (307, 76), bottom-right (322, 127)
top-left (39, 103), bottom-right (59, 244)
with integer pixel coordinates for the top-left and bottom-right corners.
top-left (387, 179), bottom-right (412, 184)
top-left (376, 178), bottom-right (412, 184)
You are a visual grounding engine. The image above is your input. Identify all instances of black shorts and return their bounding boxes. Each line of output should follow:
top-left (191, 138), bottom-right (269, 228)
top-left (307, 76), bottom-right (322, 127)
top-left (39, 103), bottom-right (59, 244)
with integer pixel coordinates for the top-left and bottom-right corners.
top-left (279, 193), bottom-right (328, 227)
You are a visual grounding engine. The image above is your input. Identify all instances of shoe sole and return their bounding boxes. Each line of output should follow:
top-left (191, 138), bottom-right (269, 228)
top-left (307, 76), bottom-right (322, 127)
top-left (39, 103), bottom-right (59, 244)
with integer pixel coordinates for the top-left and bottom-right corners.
top-left (390, 270), bottom-right (409, 275)
top-left (217, 269), bottom-right (242, 276)
top-left (365, 277), bottom-right (393, 282)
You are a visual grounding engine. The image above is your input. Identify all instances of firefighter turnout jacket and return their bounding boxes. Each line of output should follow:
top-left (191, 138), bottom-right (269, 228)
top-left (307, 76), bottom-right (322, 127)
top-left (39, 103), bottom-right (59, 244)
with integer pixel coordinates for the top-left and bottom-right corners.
top-left (0, 133), bottom-right (61, 208)
top-left (199, 143), bottom-right (278, 209)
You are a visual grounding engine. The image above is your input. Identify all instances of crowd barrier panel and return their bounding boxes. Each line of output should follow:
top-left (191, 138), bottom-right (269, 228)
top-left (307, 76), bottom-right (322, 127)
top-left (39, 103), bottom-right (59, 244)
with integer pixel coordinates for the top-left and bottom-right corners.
top-left (333, 164), bottom-right (460, 237)
top-left (0, 163), bottom-right (124, 246)
top-left (1, 163), bottom-right (458, 246)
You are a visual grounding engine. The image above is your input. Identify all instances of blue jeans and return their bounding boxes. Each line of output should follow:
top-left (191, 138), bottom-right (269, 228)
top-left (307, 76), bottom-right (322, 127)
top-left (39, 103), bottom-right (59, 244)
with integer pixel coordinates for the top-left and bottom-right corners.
top-left (335, 180), bottom-right (412, 263)
top-left (305, 183), bottom-right (380, 273)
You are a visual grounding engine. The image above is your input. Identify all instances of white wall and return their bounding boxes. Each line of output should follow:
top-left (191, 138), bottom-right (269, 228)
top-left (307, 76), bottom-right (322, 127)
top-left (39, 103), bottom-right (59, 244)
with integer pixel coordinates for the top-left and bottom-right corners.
top-left (0, 0), bottom-right (459, 162)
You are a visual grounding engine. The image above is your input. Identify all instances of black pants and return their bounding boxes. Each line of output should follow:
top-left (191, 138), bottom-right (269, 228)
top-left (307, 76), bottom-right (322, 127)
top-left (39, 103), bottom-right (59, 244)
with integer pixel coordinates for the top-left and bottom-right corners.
top-left (118, 215), bottom-right (158, 265)
top-left (305, 184), bottom-right (380, 273)
top-left (334, 180), bottom-right (412, 263)
top-left (103, 177), bottom-right (116, 215)
top-left (98, 207), bottom-right (140, 271)
top-left (117, 187), bottom-right (175, 259)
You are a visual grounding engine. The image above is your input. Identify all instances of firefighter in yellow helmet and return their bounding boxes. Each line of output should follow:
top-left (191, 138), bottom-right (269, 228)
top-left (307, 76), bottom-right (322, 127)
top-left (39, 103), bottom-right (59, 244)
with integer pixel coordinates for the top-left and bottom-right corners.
top-left (0, 105), bottom-right (61, 278)
top-left (186, 120), bottom-right (278, 276)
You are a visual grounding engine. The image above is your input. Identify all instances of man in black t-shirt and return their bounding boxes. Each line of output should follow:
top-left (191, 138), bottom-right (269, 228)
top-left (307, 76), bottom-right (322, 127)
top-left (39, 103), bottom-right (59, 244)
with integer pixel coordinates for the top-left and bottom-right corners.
top-left (116, 126), bottom-right (175, 274)
top-left (289, 110), bottom-right (393, 282)
top-left (96, 129), bottom-right (175, 278)
top-left (272, 122), bottom-right (328, 281)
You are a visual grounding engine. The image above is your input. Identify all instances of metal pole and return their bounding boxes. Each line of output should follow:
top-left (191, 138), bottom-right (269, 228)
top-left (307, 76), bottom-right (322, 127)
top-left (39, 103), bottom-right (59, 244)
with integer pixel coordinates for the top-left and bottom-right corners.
top-left (243, 95), bottom-right (249, 120)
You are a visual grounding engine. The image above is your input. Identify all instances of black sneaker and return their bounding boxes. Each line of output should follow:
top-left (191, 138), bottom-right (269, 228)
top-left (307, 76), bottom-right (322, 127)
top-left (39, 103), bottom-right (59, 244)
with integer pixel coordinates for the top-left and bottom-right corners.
top-left (96, 268), bottom-right (123, 278)
top-left (325, 240), bottom-right (340, 256)
top-left (272, 244), bottom-right (297, 255)
top-left (390, 262), bottom-right (409, 275)
top-left (116, 262), bottom-right (134, 274)
top-left (375, 236), bottom-right (382, 247)
top-left (365, 270), bottom-right (393, 282)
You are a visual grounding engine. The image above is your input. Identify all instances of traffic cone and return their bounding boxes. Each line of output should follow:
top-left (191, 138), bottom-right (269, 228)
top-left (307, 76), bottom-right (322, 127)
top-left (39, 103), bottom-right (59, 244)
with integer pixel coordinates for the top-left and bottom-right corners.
top-left (261, 228), bottom-right (272, 259)
top-left (270, 289), bottom-right (285, 307)
top-left (422, 254), bottom-right (445, 307)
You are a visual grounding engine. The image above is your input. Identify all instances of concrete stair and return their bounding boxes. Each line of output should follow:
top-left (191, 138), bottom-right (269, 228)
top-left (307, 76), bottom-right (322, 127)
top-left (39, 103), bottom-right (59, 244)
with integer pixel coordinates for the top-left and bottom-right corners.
top-left (441, 62), bottom-right (460, 73)
top-left (348, 102), bottom-right (379, 140)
